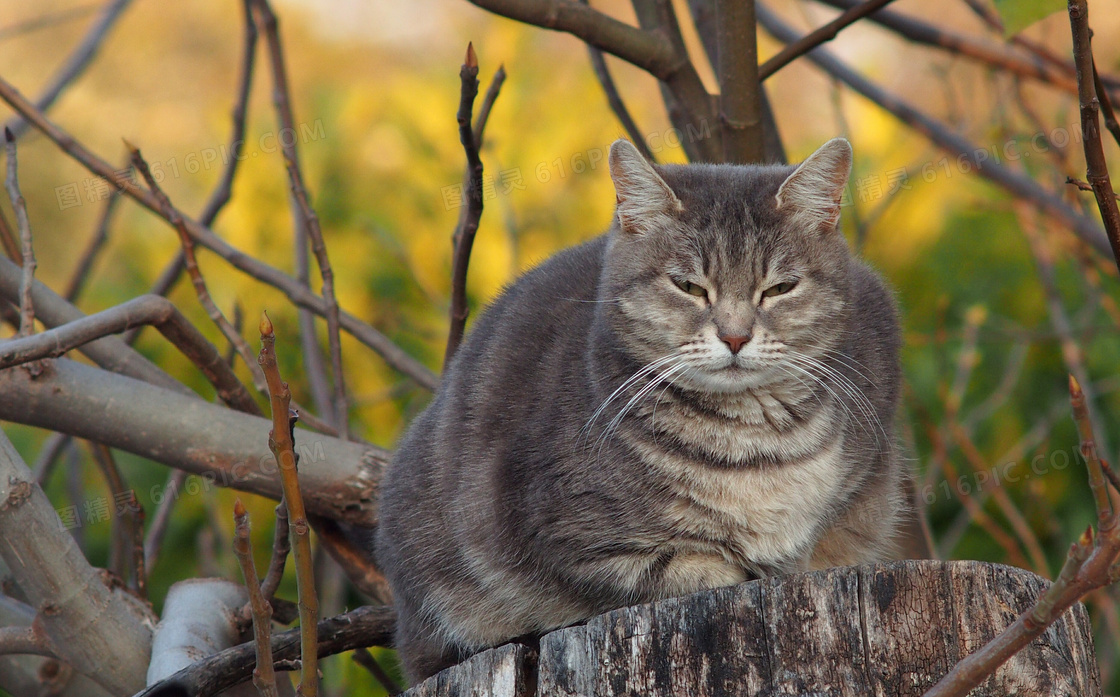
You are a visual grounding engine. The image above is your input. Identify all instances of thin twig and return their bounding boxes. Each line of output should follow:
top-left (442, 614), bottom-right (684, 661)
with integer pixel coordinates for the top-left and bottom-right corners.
top-left (259, 500), bottom-right (290, 602)
top-left (759, 0), bottom-right (897, 80)
top-left (4, 128), bottom-right (35, 339)
top-left (259, 312), bottom-right (318, 697)
top-left (1068, 0), bottom-right (1120, 274)
top-left (445, 43), bottom-right (485, 367)
top-left (1019, 208), bottom-right (1111, 457)
top-left (1067, 176), bottom-right (1120, 199)
top-left (250, 0), bottom-right (350, 440)
top-left (88, 442), bottom-right (133, 585)
top-left (351, 647), bottom-right (401, 695)
top-left (233, 499), bottom-right (280, 697)
top-left (0, 74), bottom-right (439, 390)
top-left (2, 0), bottom-right (133, 139)
top-left (144, 468), bottom-right (187, 575)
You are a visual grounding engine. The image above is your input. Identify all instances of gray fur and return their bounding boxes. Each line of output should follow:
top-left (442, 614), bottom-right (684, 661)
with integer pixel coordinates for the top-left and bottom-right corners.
top-left (375, 138), bottom-right (907, 683)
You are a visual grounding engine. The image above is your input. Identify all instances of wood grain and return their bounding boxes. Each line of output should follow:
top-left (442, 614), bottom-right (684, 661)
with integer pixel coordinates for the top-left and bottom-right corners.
top-left (406, 560), bottom-right (1101, 697)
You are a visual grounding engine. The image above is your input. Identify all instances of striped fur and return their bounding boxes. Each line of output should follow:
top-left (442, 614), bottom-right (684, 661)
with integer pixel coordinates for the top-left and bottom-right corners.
top-left (375, 139), bottom-right (907, 683)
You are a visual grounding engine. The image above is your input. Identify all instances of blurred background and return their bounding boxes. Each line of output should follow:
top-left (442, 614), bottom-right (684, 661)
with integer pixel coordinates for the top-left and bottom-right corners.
top-left (1, 0), bottom-right (1120, 693)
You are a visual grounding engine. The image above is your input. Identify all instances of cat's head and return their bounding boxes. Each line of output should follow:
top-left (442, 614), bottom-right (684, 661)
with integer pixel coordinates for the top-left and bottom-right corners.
top-left (599, 138), bottom-right (855, 394)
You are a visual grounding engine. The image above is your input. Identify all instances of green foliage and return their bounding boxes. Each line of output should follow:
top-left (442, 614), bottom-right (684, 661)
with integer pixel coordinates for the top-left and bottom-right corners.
top-left (992, 0), bottom-right (1067, 35)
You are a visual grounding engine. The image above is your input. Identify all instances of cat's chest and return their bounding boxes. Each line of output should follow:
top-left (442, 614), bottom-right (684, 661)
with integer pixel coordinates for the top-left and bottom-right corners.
top-left (629, 417), bottom-right (848, 575)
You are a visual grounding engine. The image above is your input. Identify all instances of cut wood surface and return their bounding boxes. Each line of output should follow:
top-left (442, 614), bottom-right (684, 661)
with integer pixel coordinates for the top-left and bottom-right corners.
top-left (404, 560), bottom-right (1100, 697)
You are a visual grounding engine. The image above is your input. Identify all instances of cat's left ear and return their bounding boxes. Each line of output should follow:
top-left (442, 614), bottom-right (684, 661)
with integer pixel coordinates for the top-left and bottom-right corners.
top-left (775, 138), bottom-right (852, 232)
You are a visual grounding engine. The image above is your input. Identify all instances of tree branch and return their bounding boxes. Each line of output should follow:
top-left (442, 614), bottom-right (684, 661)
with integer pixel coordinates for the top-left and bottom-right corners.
top-left (758, 0), bottom-right (898, 80)
top-left (1068, 0), bottom-right (1120, 274)
top-left (0, 253), bottom-right (193, 396)
top-left (258, 312), bottom-right (319, 696)
top-left (716, 0), bottom-right (763, 163)
top-left (232, 500), bottom-right (279, 697)
top-left (0, 429), bottom-right (153, 696)
top-left (0, 358), bottom-right (387, 526)
top-left (0, 294), bottom-right (259, 414)
top-left (445, 44), bottom-right (485, 367)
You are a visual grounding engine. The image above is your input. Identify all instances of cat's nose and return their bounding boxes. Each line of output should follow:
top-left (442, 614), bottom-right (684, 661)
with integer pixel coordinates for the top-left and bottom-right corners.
top-left (720, 332), bottom-right (752, 354)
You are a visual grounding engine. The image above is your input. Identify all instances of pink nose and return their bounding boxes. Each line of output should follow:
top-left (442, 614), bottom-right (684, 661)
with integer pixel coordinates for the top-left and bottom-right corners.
top-left (720, 333), bottom-right (751, 354)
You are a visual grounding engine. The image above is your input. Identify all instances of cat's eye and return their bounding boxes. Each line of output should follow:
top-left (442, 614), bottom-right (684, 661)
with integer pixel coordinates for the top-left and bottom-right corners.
top-left (672, 277), bottom-right (708, 299)
top-left (762, 281), bottom-right (798, 298)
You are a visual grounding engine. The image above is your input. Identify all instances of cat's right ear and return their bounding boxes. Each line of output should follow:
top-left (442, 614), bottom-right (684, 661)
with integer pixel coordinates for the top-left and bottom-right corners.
top-left (775, 137), bottom-right (852, 233)
top-left (609, 139), bottom-right (682, 235)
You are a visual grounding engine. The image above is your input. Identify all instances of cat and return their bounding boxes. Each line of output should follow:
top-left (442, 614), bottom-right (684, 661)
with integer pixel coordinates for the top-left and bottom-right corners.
top-left (375, 137), bottom-right (908, 684)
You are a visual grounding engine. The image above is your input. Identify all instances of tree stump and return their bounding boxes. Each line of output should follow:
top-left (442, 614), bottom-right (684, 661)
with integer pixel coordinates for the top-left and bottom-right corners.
top-left (402, 560), bottom-right (1100, 697)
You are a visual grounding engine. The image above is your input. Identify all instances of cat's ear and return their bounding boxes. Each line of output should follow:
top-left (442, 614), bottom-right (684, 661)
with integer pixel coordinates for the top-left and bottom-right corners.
top-left (609, 139), bottom-right (682, 234)
top-left (775, 138), bottom-right (852, 232)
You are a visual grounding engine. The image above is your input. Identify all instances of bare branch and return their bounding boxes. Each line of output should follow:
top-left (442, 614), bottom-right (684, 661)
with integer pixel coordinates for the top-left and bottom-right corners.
top-left (232, 500), bottom-right (280, 697)
top-left (259, 312), bottom-right (319, 696)
top-left (922, 375), bottom-right (1120, 696)
top-left (144, 469), bottom-right (187, 575)
top-left (352, 647), bottom-right (402, 696)
top-left (0, 253), bottom-right (193, 395)
top-left (758, 0), bottom-right (897, 80)
top-left (0, 294), bottom-right (259, 414)
top-left (685, 0), bottom-right (786, 163)
top-left (126, 0), bottom-right (258, 342)
top-left (1068, 0), bottom-right (1120, 274)
top-left (0, 625), bottom-right (56, 658)
top-left (2, 0), bottom-right (133, 139)
top-left (0, 74), bottom-right (439, 390)
top-left (4, 128), bottom-right (36, 339)
top-left (583, 44), bottom-right (654, 161)
top-left (629, 0), bottom-right (721, 162)
top-left (1093, 61), bottom-right (1120, 150)
top-left (715, 0), bottom-right (763, 163)
top-left (309, 515), bottom-right (391, 604)
top-left (465, 0), bottom-right (677, 79)
top-left (0, 358), bottom-right (387, 526)
top-left (260, 500), bottom-right (291, 602)
top-left (445, 43), bottom-right (486, 367)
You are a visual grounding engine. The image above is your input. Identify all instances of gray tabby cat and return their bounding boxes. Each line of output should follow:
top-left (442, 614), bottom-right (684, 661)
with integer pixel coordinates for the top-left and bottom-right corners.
top-left (375, 137), bottom-right (907, 683)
